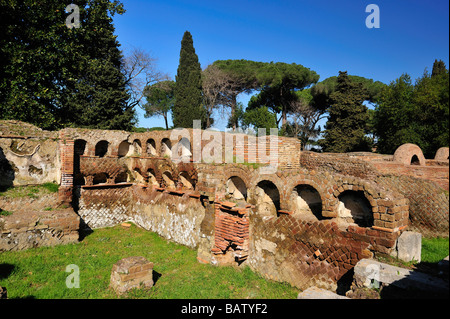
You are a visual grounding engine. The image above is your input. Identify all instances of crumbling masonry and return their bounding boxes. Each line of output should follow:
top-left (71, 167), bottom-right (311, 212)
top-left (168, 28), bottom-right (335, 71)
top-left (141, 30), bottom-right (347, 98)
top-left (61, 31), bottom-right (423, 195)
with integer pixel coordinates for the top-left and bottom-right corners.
top-left (0, 120), bottom-right (448, 291)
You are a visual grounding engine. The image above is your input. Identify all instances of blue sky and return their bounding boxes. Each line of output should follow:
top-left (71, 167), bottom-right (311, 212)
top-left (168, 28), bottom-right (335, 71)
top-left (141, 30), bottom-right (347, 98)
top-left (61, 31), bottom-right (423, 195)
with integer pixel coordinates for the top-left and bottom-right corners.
top-left (113, 0), bottom-right (449, 130)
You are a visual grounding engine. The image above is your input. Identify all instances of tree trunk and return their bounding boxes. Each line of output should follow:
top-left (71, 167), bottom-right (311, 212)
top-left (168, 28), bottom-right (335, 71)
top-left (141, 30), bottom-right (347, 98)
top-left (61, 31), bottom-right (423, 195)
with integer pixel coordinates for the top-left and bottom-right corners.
top-left (231, 94), bottom-right (237, 130)
top-left (164, 114), bottom-right (169, 130)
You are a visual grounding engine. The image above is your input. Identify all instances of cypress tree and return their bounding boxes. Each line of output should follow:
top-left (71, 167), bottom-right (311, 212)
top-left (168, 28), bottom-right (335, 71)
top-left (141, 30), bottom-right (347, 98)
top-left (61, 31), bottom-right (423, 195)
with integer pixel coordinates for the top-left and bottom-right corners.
top-left (173, 31), bottom-right (206, 128)
top-left (320, 71), bottom-right (369, 153)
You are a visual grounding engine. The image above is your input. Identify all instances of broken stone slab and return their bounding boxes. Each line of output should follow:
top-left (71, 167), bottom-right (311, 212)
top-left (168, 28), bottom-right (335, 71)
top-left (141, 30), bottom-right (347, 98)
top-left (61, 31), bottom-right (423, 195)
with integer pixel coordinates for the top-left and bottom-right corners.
top-left (297, 286), bottom-right (349, 299)
top-left (395, 231), bottom-right (422, 263)
top-left (110, 256), bottom-right (154, 295)
top-left (353, 259), bottom-right (449, 296)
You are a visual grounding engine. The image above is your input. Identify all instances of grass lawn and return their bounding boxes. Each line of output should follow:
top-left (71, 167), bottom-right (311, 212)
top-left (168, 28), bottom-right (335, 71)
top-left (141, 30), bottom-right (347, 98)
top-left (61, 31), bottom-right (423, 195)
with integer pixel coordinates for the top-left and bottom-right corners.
top-left (0, 224), bottom-right (299, 299)
top-left (0, 183), bottom-right (59, 199)
top-left (1, 222), bottom-right (448, 299)
top-left (421, 237), bottom-right (449, 263)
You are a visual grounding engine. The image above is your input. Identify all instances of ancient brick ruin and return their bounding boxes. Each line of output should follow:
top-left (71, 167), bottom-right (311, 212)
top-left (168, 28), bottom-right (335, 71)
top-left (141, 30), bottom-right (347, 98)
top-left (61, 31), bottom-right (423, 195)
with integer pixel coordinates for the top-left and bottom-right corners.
top-left (0, 120), bottom-right (448, 292)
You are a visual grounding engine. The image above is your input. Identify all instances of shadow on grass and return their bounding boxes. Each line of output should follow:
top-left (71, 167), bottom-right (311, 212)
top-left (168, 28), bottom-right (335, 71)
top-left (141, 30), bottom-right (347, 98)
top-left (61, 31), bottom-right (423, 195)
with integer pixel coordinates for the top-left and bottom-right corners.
top-left (153, 270), bottom-right (162, 285)
top-left (0, 263), bottom-right (15, 280)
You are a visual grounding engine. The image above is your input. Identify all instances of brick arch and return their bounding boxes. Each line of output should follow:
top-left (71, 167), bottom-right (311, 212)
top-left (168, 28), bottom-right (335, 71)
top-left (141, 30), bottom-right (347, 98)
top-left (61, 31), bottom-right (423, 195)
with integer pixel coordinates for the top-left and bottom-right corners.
top-left (330, 180), bottom-right (382, 228)
top-left (393, 143), bottom-right (426, 166)
top-left (145, 138), bottom-right (157, 156)
top-left (157, 161), bottom-right (178, 184)
top-left (73, 136), bottom-right (102, 157)
top-left (132, 139), bottom-right (143, 156)
top-left (222, 166), bottom-right (253, 189)
top-left (94, 140), bottom-right (109, 157)
top-left (177, 162), bottom-right (198, 185)
top-left (286, 176), bottom-right (328, 216)
top-left (435, 147), bottom-right (449, 161)
top-left (133, 158), bottom-right (159, 175)
top-left (331, 181), bottom-right (378, 210)
top-left (249, 174), bottom-right (286, 210)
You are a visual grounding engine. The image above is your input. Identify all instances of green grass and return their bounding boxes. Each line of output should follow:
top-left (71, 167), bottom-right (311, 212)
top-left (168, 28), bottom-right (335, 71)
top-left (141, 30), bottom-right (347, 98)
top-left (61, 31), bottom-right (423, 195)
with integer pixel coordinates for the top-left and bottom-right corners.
top-left (0, 224), bottom-right (299, 299)
top-left (0, 183), bottom-right (59, 199)
top-left (421, 237), bottom-right (449, 264)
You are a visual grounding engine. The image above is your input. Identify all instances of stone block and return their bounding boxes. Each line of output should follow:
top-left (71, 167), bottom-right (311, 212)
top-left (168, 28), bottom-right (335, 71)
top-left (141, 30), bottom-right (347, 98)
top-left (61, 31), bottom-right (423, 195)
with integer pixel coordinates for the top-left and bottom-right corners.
top-left (110, 256), bottom-right (154, 294)
top-left (353, 259), bottom-right (449, 296)
top-left (396, 231), bottom-right (421, 263)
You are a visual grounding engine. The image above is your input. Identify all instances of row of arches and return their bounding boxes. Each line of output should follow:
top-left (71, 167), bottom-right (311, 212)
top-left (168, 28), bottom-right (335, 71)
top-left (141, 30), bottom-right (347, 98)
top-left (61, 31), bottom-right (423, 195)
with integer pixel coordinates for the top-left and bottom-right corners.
top-left (74, 137), bottom-right (191, 159)
top-left (79, 166), bottom-right (197, 190)
top-left (226, 176), bottom-right (374, 227)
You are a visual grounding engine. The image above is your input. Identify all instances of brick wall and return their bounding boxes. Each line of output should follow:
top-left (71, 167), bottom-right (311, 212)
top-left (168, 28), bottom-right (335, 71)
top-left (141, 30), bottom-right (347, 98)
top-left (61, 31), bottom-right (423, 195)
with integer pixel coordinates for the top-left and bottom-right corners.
top-left (76, 185), bottom-right (134, 229)
top-left (76, 184), bottom-right (207, 249)
top-left (0, 188), bottom-right (79, 252)
top-left (211, 201), bottom-right (250, 264)
top-left (372, 162), bottom-right (449, 191)
top-left (0, 208), bottom-right (79, 252)
top-left (377, 175), bottom-right (449, 237)
top-left (248, 214), bottom-right (373, 291)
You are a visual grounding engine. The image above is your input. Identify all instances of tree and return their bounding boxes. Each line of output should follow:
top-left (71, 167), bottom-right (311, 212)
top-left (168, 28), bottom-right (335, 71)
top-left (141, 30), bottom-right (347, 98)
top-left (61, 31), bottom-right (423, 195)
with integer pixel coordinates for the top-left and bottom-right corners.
top-left (142, 80), bottom-right (175, 130)
top-left (375, 74), bottom-right (417, 155)
top-left (64, 0), bottom-right (136, 131)
top-left (432, 59), bottom-right (447, 77)
top-left (413, 62), bottom-right (449, 157)
top-left (173, 31), bottom-right (206, 128)
top-left (0, 0), bottom-right (136, 131)
top-left (284, 90), bottom-right (327, 150)
top-left (310, 75), bottom-right (385, 111)
top-left (240, 105), bottom-right (278, 135)
top-left (212, 59), bottom-right (265, 129)
top-left (320, 71), bottom-right (370, 153)
top-left (238, 62), bottom-right (320, 128)
top-left (202, 64), bottom-right (238, 129)
top-left (122, 47), bottom-right (169, 112)
top-left (255, 62), bottom-right (320, 127)
top-left (375, 61), bottom-right (449, 157)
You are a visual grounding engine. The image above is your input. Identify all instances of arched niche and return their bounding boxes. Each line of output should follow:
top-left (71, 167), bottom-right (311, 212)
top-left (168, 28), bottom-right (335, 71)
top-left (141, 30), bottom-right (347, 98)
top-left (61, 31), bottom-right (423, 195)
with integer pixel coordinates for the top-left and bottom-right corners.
top-left (148, 168), bottom-right (159, 186)
top-left (93, 173), bottom-right (108, 185)
top-left (162, 171), bottom-right (175, 188)
top-left (291, 184), bottom-right (323, 220)
top-left (179, 171), bottom-right (194, 189)
top-left (226, 176), bottom-right (247, 201)
top-left (95, 141), bottom-right (109, 157)
top-left (254, 180), bottom-right (281, 217)
top-left (118, 141), bottom-right (131, 158)
top-left (147, 139), bottom-right (157, 156)
top-left (115, 172), bottom-right (128, 183)
top-left (161, 138), bottom-right (172, 158)
top-left (337, 190), bottom-right (373, 227)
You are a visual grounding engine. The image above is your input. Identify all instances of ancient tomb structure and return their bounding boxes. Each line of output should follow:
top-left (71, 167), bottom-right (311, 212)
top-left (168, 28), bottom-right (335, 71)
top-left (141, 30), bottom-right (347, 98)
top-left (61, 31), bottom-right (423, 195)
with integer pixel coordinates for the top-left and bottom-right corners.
top-left (0, 120), bottom-right (448, 292)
